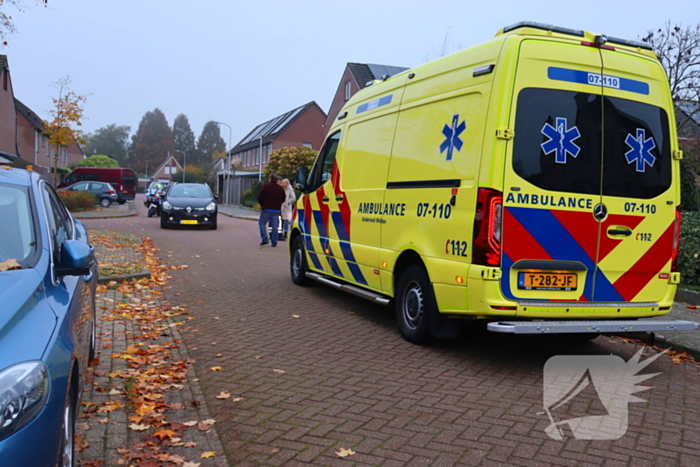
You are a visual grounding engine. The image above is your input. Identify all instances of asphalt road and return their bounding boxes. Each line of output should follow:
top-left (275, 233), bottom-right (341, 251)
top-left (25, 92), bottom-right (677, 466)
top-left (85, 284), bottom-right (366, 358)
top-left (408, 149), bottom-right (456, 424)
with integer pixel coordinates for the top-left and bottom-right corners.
top-left (84, 196), bottom-right (700, 466)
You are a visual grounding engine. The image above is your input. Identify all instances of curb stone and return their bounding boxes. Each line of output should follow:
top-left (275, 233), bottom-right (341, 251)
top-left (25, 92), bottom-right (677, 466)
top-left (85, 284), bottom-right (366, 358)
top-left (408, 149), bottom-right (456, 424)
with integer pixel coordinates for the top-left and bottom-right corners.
top-left (97, 270), bottom-right (151, 284)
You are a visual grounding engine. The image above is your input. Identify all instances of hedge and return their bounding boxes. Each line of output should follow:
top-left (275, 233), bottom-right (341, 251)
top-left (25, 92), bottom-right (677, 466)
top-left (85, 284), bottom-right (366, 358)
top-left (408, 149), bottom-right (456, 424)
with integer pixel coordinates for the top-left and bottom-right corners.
top-left (58, 191), bottom-right (96, 211)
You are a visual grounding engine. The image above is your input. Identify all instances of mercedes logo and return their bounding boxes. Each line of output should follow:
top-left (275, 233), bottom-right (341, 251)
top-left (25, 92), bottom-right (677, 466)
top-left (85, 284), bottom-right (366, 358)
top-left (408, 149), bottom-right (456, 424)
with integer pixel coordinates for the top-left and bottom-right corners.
top-left (593, 203), bottom-right (607, 221)
top-left (186, 207), bottom-right (192, 213)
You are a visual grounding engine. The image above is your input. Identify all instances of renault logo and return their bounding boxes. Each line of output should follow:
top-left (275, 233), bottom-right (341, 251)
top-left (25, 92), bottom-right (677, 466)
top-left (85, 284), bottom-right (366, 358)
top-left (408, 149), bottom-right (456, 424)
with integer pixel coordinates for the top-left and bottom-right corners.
top-left (593, 203), bottom-right (607, 221)
top-left (186, 207), bottom-right (192, 213)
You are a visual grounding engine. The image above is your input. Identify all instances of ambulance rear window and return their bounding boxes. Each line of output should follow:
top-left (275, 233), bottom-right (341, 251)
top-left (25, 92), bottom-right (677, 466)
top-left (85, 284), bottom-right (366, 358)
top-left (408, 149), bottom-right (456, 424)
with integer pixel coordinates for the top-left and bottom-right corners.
top-left (513, 88), bottom-right (602, 196)
top-left (602, 97), bottom-right (671, 199)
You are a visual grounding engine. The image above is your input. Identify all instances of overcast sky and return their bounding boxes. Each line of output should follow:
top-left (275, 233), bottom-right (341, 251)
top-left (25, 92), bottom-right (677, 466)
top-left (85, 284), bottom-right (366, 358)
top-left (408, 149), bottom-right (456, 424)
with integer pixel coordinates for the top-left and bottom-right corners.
top-left (4, 0), bottom-right (699, 149)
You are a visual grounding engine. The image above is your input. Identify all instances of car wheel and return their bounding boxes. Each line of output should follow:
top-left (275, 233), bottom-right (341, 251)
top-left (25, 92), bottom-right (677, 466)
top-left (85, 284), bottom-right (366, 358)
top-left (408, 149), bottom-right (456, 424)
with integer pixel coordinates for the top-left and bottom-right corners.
top-left (100, 198), bottom-right (111, 208)
top-left (58, 389), bottom-right (75, 467)
top-left (160, 217), bottom-right (168, 229)
top-left (290, 236), bottom-right (313, 286)
top-left (118, 200), bottom-right (126, 205)
top-left (395, 265), bottom-right (437, 344)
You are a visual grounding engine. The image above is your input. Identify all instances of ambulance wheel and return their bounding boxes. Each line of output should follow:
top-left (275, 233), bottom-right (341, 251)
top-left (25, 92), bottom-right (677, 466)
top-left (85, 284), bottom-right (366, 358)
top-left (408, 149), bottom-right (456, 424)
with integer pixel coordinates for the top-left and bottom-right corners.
top-left (395, 265), bottom-right (437, 344)
top-left (291, 236), bottom-right (313, 286)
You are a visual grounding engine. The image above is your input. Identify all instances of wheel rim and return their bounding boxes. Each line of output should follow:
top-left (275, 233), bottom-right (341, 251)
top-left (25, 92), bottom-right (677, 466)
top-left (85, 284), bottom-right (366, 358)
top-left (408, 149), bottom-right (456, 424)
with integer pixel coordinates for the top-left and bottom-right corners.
top-left (101, 199), bottom-right (109, 207)
top-left (292, 245), bottom-right (303, 278)
top-left (61, 404), bottom-right (73, 467)
top-left (402, 281), bottom-right (424, 330)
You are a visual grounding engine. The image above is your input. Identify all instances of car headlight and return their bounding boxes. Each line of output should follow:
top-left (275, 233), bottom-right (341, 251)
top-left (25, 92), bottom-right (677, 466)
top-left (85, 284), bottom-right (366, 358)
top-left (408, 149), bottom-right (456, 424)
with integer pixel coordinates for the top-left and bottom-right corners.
top-left (163, 201), bottom-right (172, 210)
top-left (0, 361), bottom-right (49, 440)
top-left (205, 202), bottom-right (216, 211)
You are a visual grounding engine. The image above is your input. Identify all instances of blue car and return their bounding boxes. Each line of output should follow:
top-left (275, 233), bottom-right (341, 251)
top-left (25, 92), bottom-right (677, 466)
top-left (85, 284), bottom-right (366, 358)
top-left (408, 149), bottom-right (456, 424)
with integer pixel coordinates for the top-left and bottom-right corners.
top-left (0, 168), bottom-right (97, 467)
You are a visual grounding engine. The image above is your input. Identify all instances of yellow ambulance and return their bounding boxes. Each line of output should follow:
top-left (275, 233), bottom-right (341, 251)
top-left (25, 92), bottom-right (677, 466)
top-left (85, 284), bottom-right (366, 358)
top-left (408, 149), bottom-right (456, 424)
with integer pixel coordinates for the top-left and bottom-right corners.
top-left (290, 21), bottom-right (699, 343)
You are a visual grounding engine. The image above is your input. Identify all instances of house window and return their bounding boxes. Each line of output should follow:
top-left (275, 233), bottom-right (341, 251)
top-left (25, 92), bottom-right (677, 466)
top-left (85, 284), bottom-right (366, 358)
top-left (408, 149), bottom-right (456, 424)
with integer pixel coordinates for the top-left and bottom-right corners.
top-left (164, 166), bottom-right (170, 175)
top-left (303, 143), bottom-right (312, 148)
top-left (344, 81), bottom-right (351, 101)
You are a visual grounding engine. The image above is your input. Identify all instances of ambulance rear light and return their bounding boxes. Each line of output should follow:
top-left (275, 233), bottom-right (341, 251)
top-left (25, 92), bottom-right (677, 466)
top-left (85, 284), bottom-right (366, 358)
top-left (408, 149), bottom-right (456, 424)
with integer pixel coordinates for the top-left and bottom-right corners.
top-left (580, 40), bottom-right (616, 51)
top-left (672, 206), bottom-right (681, 272)
top-left (472, 188), bottom-right (502, 267)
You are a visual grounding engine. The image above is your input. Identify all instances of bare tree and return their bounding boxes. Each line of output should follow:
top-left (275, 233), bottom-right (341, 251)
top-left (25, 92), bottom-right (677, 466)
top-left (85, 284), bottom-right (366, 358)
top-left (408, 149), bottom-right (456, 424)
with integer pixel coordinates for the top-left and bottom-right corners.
top-left (641, 22), bottom-right (700, 129)
top-left (424, 27), bottom-right (464, 62)
top-left (0, 0), bottom-right (47, 46)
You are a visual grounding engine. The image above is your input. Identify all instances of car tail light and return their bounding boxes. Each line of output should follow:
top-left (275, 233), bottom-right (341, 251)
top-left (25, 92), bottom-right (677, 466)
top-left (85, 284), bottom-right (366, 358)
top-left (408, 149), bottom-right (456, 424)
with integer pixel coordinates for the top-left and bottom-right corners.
top-left (672, 206), bottom-right (681, 272)
top-left (107, 190), bottom-right (115, 194)
top-left (472, 188), bottom-right (502, 266)
top-left (120, 184), bottom-right (123, 191)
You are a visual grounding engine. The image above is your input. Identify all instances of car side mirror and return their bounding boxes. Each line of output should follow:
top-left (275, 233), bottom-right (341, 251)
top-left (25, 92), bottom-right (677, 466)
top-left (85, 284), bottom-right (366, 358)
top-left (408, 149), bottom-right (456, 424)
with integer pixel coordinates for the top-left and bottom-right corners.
top-left (295, 167), bottom-right (308, 192)
top-left (56, 240), bottom-right (94, 277)
top-left (214, 195), bottom-right (219, 201)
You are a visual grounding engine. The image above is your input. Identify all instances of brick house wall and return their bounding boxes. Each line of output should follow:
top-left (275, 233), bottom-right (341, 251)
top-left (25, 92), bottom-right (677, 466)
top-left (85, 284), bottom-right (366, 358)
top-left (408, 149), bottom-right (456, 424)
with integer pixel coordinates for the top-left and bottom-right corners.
top-left (66, 141), bottom-right (84, 166)
top-left (16, 109), bottom-right (50, 168)
top-left (324, 67), bottom-right (360, 130)
top-left (151, 155), bottom-right (182, 183)
top-left (0, 57), bottom-right (17, 155)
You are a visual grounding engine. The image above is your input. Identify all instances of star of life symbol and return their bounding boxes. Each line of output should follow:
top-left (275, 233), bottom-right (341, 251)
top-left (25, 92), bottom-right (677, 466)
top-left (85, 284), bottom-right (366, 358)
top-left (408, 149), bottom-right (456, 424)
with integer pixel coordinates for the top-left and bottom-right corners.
top-left (625, 128), bottom-right (656, 172)
top-left (440, 114), bottom-right (466, 161)
top-left (541, 117), bottom-right (581, 164)
top-left (542, 349), bottom-right (664, 440)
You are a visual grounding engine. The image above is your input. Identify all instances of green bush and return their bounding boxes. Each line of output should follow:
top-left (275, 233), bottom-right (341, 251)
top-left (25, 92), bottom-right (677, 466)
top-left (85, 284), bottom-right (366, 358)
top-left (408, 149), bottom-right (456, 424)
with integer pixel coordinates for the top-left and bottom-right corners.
top-left (78, 155), bottom-right (119, 168)
top-left (58, 191), bottom-right (96, 211)
top-left (678, 211), bottom-right (700, 287)
top-left (680, 158), bottom-right (700, 212)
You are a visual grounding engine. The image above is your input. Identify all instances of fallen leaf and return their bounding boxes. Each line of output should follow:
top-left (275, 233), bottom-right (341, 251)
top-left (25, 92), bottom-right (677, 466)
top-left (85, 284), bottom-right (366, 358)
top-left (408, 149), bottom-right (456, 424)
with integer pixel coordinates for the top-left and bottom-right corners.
top-left (153, 429), bottom-right (178, 440)
top-left (271, 448), bottom-right (280, 454)
top-left (200, 452), bottom-right (216, 459)
top-left (272, 369), bottom-right (285, 374)
top-left (109, 388), bottom-right (121, 395)
top-left (232, 397), bottom-right (243, 402)
top-left (183, 463), bottom-right (201, 467)
top-left (129, 423), bottom-right (150, 431)
top-left (335, 448), bottom-right (356, 458)
top-left (216, 391), bottom-right (231, 399)
top-left (210, 366), bottom-right (222, 371)
top-left (125, 345), bottom-right (139, 354)
top-left (83, 461), bottom-right (103, 467)
top-left (292, 314), bottom-right (300, 318)
top-left (183, 441), bottom-right (198, 448)
top-left (182, 420), bottom-right (198, 427)
top-left (76, 422), bottom-right (91, 430)
top-left (0, 258), bottom-right (22, 271)
top-left (216, 353), bottom-right (223, 357)
top-left (98, 418), bottom-right (109, 424)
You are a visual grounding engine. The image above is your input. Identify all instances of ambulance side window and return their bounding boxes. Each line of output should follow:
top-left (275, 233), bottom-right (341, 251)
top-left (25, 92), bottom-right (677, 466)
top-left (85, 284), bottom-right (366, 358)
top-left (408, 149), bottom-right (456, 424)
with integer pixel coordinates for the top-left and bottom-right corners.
top-left (308, 131), bottom-right (341, 192)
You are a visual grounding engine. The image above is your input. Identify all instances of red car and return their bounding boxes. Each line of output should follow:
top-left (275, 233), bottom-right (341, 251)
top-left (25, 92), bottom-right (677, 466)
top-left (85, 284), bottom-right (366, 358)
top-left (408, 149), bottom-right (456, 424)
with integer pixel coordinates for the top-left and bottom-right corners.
top-left (59, 167), bottom-right (136, 204)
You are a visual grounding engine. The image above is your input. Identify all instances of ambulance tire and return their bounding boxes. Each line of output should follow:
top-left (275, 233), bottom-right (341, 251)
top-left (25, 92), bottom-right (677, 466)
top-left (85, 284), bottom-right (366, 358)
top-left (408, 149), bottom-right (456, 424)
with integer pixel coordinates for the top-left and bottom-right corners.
top-left (395, 265), bottom-right (438, 344)
top-left (291, 236), bottom-right (313, 286)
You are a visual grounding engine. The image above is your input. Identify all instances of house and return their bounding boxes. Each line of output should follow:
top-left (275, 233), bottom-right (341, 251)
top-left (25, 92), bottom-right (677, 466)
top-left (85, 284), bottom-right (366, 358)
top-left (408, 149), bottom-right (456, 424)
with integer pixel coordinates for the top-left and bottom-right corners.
top-left (15, 98), bottom-right (51, 172)
top-left (151, 154), bottom-right (183, 184)
top-left (16, 98), bottom-right (85, 173)
top-left (220, 101), bottom-right (326, 204)
top-left (0, 56), bottom-right (17, 157)
top-left (324, 62), bottom-right (409, 130)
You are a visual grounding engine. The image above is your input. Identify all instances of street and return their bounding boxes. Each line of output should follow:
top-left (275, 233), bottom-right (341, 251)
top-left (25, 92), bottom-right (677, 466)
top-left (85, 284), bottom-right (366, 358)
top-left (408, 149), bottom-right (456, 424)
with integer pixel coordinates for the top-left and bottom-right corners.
top-left (84, 198), bottom-right (700, 467)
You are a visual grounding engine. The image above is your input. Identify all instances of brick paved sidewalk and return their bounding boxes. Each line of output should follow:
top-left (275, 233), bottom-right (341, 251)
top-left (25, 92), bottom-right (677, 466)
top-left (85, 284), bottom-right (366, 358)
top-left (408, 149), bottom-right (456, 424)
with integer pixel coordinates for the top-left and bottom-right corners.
top-left (76, 230), bottom-right (229, 467)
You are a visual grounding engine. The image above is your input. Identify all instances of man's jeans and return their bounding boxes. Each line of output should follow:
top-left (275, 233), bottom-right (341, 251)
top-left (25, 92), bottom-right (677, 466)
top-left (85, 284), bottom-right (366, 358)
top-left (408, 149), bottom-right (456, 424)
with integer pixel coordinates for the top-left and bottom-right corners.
top-left (259, 210), bottom-right (280, 244)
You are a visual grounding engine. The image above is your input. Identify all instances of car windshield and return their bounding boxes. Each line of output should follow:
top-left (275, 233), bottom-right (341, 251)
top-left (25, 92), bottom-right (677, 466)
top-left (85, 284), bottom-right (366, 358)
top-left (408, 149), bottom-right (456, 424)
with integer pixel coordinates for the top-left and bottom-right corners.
top-left (168, 184), bottom-right (211, 198)
top-left (0, 184), bottom-right (36, 265)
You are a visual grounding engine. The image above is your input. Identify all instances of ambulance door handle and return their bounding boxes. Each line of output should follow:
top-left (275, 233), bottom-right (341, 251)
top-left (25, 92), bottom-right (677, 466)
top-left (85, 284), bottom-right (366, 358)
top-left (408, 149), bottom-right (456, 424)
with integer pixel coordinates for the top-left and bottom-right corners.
top-left (335, 195), bottom-right (344, 202)
top-left (607, 228), bottom-right (632, 237)
top-left (321, 197), bottom-right (330, 204)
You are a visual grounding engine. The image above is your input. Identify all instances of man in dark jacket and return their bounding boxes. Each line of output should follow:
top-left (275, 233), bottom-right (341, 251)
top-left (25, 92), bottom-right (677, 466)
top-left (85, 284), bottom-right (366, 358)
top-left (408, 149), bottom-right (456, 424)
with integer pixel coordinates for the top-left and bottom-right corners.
top-left (257, 173), bottom-right (286, 246)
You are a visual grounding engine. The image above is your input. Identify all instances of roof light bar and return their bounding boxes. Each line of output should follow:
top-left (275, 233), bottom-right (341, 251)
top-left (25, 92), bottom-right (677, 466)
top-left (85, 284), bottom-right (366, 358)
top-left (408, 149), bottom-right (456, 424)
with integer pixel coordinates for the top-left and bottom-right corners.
top-left (503, 21), bottom-right (584, 37)
top-left (605, 36), bottom-right (653, 51)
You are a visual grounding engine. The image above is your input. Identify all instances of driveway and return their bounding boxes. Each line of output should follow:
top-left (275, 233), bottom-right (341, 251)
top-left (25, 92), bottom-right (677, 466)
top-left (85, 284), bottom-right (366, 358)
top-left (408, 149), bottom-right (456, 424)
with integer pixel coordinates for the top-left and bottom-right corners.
top-left (84, 197), bottom-right (700, 466)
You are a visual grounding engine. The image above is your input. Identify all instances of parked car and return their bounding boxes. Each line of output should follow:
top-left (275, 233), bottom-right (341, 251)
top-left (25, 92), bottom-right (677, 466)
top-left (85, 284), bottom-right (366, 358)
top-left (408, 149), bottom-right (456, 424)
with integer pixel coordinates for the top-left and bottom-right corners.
top-left (58, 167), bottom-right (136, 204)
top-left (160, 183), bottom-right (218, 230)
top-left (0, 167), bottom-right (97, 467)
top-left (59, 181), bottom-right (118, 208)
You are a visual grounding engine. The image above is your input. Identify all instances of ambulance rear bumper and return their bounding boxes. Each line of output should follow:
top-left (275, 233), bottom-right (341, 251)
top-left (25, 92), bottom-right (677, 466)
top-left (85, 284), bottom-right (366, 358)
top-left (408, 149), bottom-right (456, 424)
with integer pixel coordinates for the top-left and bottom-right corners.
top-left (487, 320), bottom-right (700, 334)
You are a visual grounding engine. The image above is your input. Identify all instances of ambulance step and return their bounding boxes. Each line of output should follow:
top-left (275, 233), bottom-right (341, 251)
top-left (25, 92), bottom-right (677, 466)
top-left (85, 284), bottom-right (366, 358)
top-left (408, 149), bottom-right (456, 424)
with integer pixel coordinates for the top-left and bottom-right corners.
top-left (306, 272), bottom-right (391, 306)
top-left (487, 320), bottom-right (700, 334)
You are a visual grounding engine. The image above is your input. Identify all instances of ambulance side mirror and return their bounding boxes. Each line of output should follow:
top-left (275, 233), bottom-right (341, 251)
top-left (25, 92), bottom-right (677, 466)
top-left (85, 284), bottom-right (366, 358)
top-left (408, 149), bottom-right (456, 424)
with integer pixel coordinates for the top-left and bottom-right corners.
top-left (295, 167), bottom-right (308, 192)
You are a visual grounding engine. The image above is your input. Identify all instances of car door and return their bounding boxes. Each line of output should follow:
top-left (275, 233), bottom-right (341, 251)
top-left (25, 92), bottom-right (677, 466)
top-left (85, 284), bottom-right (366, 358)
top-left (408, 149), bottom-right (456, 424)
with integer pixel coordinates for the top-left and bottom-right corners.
top-left (88, 182), bottom-right (104, 198)
top-left (71, 182), bottom-right (89, 192)
top-left (41, 183), bottom-right (92, 365)
top-left (594, 50), bottom-right (678, 302)
top-left (501, 39), bottom-right (604, 303)
top-left (299, 131), bottom-right (347, 278)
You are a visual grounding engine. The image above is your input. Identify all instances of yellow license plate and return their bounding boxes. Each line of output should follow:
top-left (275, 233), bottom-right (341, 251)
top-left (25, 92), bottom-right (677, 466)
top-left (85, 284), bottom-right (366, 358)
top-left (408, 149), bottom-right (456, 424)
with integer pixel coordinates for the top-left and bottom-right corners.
top-left (518, 271), bottom-right (577, 291)
top-left (180, 220), bottom-right (198, 225)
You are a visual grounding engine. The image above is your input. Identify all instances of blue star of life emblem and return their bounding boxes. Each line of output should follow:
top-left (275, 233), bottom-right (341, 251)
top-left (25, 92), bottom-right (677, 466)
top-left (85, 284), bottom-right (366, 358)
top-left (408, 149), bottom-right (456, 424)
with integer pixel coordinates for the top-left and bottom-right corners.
top-left (541, 117), bottom-right (581, 164)
top-left (440, 114), bottom-right (466, 161)
top-left (624, 128), bottom-right (656, 172)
